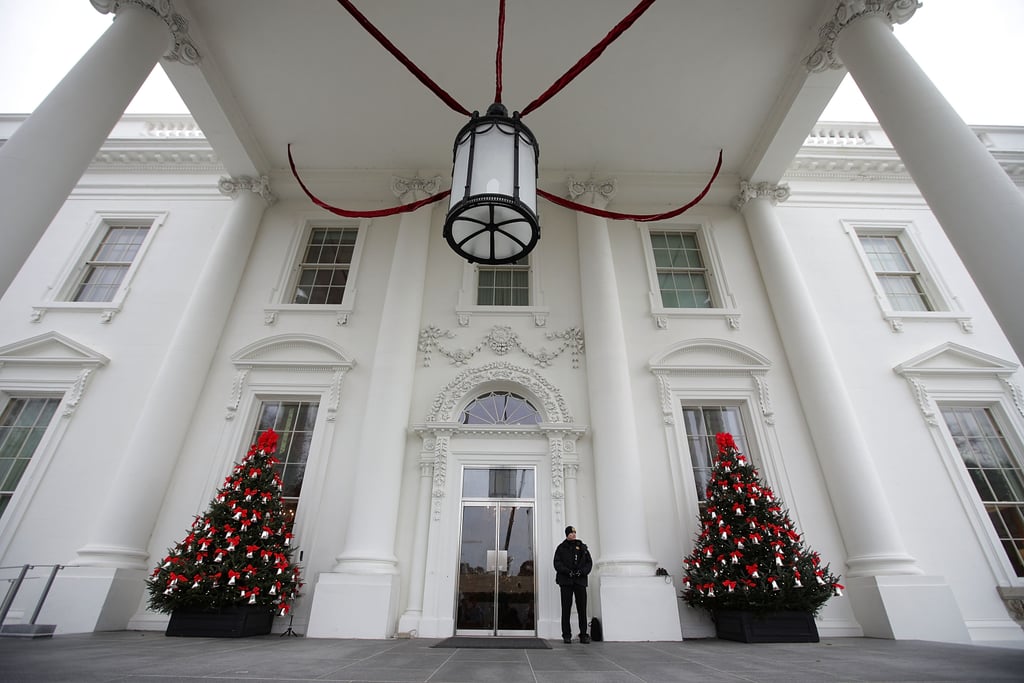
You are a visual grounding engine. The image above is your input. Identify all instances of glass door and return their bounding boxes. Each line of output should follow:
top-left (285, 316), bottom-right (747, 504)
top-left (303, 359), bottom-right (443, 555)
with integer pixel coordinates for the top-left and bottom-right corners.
top-left (455, 468), bottom-right (536, 636)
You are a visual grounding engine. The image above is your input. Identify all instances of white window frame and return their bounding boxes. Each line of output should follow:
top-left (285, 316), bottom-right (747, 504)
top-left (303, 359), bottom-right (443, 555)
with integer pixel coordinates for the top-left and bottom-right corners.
top-left (264, 217), bottom-right (369, 327)
top-left (0, 332), bottom-right (108, 558)
top-left (220, 334), bottom-right (353, 555)
top-left (455, 251), bottom-right (549, 328)
top-left (843, 220), bottom-right (972, 333)
top-left (895, 343), bottom-right (1024, 586)
top-left (649, 339), bottom-right (798, 528)
top-left (32, 212), bottom-right (166, 323)
top-left (639, 220), bottom-right (740, 331)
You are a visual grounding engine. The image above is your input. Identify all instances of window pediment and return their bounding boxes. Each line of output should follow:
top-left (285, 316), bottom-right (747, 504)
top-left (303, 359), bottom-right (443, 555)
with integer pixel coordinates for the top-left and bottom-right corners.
top-left (894, 342), bottom-right (1018, 378)
top-left (650, 338), bottom-right (770, 373)
top-left (0, 332), bottom-right (109, 368)
top-left (231, 334), bottom-right (354, 370)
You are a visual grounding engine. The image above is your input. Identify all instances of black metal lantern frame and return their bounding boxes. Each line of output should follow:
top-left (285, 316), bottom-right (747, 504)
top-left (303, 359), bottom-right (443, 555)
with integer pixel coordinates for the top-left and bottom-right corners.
top-left (443, 103), bottom-right (540, 265)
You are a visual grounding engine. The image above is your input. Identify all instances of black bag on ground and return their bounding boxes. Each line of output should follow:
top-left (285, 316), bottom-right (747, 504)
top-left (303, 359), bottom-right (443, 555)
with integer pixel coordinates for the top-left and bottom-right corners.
top-left (590, 617), bottom-right (603, 642)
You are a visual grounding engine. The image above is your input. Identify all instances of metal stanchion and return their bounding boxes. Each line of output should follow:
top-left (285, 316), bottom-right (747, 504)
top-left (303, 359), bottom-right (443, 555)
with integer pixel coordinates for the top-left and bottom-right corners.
top-left (0, 565), bottom-right (30, 627)
top-left (0, 564), bottom-right (61, 638)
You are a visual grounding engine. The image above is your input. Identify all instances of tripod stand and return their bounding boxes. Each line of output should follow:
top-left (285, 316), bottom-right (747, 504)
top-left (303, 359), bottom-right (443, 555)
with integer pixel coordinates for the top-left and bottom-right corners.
top-left (280, 614), bottom-right (300, 637)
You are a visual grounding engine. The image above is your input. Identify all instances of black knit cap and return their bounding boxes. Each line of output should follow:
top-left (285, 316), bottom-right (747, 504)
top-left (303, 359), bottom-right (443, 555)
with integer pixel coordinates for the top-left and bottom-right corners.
top-left (565, 525), bottom-right (576, 536)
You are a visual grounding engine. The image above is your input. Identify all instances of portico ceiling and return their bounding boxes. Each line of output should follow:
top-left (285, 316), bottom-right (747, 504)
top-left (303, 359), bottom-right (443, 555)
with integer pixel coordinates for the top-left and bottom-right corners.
top-left (164, 0), bottom-right (847, 197)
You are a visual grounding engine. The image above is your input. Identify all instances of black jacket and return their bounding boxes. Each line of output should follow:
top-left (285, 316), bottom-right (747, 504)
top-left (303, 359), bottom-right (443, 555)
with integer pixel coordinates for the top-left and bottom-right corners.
top-left (553, 538), bottom-right (593, 587)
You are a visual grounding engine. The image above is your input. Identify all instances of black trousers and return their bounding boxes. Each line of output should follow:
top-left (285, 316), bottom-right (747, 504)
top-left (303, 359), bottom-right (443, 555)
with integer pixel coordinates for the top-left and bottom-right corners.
top-left (559, 584), bottom-right (588, 638)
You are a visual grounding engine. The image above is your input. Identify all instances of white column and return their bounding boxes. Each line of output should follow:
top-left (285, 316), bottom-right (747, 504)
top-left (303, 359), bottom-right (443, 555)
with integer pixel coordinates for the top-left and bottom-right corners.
top-left (49, 176), bottom-right (274, 634)
top-left (79, 177), bottom-right (274, 567)
top-left (572, 179), bottom-right (681, 641)
top-left (738, 181), bottom-right (967, 642)
top-left (306, 176), bottom-right (439, 639)
top-left (808, 1), bottom-right (1024, 363)
top-left (0, 1), bottom-right (196, 296)
top-left (739, 184), bottom-right (917, 573)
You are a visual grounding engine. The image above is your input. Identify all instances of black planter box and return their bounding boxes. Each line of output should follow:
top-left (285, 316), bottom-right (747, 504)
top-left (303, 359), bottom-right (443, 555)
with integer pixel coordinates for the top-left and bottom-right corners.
top-left (166, 606), bottom-right (274, 638)
top-left (713, 610), bottom-right (819, 643)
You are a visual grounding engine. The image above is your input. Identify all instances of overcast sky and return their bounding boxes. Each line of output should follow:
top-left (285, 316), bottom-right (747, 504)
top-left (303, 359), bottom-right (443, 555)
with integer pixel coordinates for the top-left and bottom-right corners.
top-left (0, 0), bottom-right (1021, 126)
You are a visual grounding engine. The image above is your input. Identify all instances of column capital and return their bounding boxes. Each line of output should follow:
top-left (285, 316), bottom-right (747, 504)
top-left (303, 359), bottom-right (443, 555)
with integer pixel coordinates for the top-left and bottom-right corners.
top-left (805, 0), bottom-right (920, 73)
top-left (218, 175), bottom-right (276, 205)
top-left (391, 175), bottom-right (443, 204)
top-left (568, 176), bottom-right (617, 209)
top-left (733, 180), bottom-right (790, 211)
top-left (91, 0), bottom-right (200, 65)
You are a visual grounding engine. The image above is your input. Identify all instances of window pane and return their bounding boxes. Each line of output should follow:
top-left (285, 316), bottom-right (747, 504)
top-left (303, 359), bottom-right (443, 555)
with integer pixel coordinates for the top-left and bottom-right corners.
top-left (941, 406), bottom-right (1024, 576)
top-left (249, 399), bottom-right (320, 530)
top-left (462, 468), bottom-right (535, 499)
top-left (681, 405), bottom-right (748, 502)
top-left (292, 226), bottom-right (358, 305)
top-left (461, 391), bottom-right (540, 425)
top-left (71, 225), bottom-right (150, 303)
top-left (651, 230), bottom-right (712, 309)
top-left (858, 233), bottom-right (933, 312)
top-left (476, 257), bottom-right (530, 307)
top-left (0, 397), bottom-right (61, 519)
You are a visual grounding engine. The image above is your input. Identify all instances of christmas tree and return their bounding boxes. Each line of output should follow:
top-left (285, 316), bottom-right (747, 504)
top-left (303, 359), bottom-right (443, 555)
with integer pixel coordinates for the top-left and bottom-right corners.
top-left (147, 428), bottom-right (302, 617)
top-left (681, 432), bottom-right (842, 615)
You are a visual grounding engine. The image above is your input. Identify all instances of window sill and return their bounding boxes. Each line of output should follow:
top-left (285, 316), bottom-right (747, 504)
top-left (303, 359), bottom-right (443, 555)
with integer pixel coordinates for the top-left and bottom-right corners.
top-left (264, 304), bottom-right (355, 326)
top-left (650, 307), bottom-right (741, 331)
top-left (881, 311), bottom-right (973, 333)
top-left (454, 305), bottom-right (551, 327)
top-left (30, 302), bottom-right (123, 324)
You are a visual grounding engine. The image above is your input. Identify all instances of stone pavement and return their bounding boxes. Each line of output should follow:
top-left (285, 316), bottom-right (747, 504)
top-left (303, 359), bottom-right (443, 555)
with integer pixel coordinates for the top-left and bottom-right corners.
top-left (1, 631), bottom-right (1023, 682)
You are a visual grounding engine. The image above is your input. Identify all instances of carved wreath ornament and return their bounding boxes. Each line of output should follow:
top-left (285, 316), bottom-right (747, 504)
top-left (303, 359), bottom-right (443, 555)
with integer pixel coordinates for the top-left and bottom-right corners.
top-left (418, 324), bottom-right (584, 368)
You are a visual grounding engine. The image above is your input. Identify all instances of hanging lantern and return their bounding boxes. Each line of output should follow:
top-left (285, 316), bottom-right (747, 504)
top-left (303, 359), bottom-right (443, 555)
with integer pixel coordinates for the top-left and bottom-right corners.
top-left (443, 103), bottom-right (540, 264)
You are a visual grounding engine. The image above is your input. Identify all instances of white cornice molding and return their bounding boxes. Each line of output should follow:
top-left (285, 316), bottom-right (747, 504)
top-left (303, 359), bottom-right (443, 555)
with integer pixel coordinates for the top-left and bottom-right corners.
top-left (805, 0), bottom-right (921, 73)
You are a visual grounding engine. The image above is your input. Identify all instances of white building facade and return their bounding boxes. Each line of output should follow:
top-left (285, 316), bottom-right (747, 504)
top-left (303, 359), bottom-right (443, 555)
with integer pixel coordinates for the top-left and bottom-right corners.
top-left (1, 0), bottom-right (1024, 645)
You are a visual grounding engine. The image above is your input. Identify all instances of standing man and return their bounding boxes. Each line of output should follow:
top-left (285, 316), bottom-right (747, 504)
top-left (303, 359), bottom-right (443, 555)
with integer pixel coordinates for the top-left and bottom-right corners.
top-left (553, 525), bottom-right (593, 644)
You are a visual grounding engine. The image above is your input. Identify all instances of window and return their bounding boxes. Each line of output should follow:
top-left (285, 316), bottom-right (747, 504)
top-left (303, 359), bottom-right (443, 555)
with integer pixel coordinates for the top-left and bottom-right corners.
top-left (477, 256), bottom-right (530, 306)
top-left (0, 397), bottom-right (61, 519)
top-left (461, 391), bottom-right (541, 425)
top-left (33, 213), bottom-right (163, 322)
top-left (651, 231), bottom-right (712, 308)
top-left (844, 221), bottom-right (970, 333)
top-left (291, 226), bottom-right (359, 305)
top-left (639, 222), bottom-right (738, 329)
top-left (858, 234), bottom-right (932, 312)
top-left (70, 224), bottom-right (150, 302)
top-left (681, 405), bottom-right (750, 502)
top-left (941, 406), bottom-right (1024, 577)
top-left (456, 253), bottom-right (548, 326)
top-left (249, 400), bottom-right (319, 526)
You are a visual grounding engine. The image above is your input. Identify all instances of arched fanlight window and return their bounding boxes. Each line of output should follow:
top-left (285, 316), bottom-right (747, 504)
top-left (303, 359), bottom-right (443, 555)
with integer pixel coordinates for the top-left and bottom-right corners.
top-left (461, 390), bottom-right (541, 425)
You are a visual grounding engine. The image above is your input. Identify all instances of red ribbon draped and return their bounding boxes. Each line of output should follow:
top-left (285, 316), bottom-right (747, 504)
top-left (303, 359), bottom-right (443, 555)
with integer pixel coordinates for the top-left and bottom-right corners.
top-left (520, 0), bottom-right (658, 117)
top-left (335, 0), bottom-right (471, 116)
top-left (288, 144), bottom-right (450, 218)
top-left (537, 149), bottom-right (722, 222)
top-left (495, 0), bottom-right (506, 104)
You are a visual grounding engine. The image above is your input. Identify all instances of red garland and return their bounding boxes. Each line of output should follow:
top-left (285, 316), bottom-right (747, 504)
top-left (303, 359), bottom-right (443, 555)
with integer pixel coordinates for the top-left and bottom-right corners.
top-left (334, 0), bottom-right (471, 116)
top-left (288, 144), bottom-right (450, 219)
top-left (520, 0), bottom-right (658, 117)
top-left (494, 0), bottom-right (506, 104)
top-left (537, 149), bottom-right (723, 222)
top-left (296, 2), bottom-right (719, 225)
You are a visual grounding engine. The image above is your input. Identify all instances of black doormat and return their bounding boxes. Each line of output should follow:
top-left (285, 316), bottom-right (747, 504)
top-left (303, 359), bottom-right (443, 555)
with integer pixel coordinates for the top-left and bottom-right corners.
top-left (432, 636), bottom-right (551, 649)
